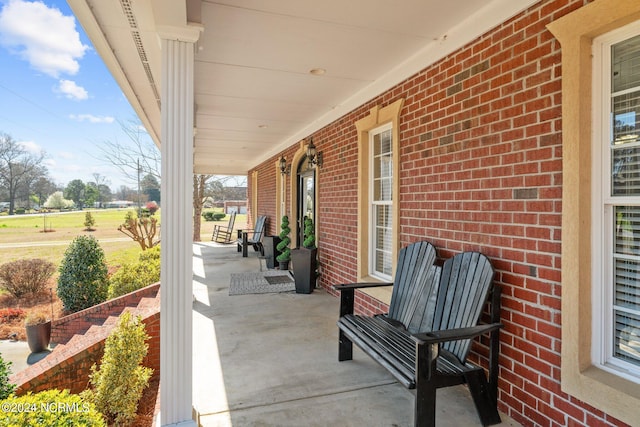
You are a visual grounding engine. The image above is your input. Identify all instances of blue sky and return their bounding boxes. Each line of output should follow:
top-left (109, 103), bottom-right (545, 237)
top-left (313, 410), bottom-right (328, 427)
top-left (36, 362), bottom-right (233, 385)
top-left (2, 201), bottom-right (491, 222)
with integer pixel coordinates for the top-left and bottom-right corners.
top-left (0, 0), bottom-right (150, 190)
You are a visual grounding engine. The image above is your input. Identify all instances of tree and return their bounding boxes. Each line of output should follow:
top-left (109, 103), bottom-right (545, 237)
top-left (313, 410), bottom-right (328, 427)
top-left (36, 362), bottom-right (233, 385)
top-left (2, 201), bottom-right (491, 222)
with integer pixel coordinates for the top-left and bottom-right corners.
top-left (141, 173), bottom-right (160, 203)
top-left (94, 118), bottom-right (160, 183)
top-left (0, 133), bottom-right (46, 214)
top-left (84, 182), bottom-right (100, 208)
top-left (193, 174), bottom-right (212, 242)
top-left (43, 191), bottom-right (74, 209)
top-left (206, 179), bottom-right (224, 201)
top-left (116, 185), bottom-right (136, 201)
top-left (97, 184), bottom-right (112, 205)
top-left (64, 179), bottom-right (86, 208)
top-left (84, 212), bottom-right (96, 231)
top-left (118, 211), bottom-right (159, 250)
top-left (92, 173), bottom-right (111, 207)
top-left (32, 176), bottom-right (58, 207)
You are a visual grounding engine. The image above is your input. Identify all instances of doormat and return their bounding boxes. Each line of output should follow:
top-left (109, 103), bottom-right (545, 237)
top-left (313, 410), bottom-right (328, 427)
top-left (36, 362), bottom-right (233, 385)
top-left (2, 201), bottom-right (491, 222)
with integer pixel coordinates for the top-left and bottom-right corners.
top-left (229, 271), bottom-right (295, 296)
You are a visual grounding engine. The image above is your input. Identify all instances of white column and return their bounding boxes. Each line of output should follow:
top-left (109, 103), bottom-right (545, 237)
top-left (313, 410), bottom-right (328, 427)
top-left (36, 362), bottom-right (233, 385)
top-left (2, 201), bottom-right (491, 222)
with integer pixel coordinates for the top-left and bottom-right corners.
top-left (159, 35), bottom-right (197, 427)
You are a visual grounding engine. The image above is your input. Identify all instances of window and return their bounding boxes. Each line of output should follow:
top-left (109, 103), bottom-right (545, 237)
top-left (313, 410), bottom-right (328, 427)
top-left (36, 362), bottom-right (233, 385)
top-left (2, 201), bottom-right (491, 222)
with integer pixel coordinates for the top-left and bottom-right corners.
top-left (355, 99), bottom-right (403, 289)
top-left (594, 23), bottom-right (640, 381)
top-left (370, 124), bottom-right (393, 279)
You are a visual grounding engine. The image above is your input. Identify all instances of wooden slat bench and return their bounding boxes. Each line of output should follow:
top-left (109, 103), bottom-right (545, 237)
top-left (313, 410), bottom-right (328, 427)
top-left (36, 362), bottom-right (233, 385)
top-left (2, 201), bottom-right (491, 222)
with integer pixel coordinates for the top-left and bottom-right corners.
top-left (335, 249), bottom-right (503, 427)
top-left (236, 215), bottom-right (267, 257)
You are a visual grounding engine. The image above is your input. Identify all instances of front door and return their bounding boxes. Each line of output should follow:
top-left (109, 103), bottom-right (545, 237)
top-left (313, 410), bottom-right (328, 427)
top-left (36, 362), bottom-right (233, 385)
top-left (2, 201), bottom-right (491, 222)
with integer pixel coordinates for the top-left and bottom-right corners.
top-left (297, 160), bottom-right (315, 247)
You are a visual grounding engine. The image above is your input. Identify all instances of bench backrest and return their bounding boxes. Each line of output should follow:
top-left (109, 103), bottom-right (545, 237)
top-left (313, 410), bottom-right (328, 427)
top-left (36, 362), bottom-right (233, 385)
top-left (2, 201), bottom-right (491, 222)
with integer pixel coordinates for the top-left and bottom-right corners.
top-left (226, 211), bottom-right (237, 231)
top-left (431, 252), bottom-right (494, 362)
top-left (387, 241), bottom-right (437, 328)
top-left (250, 215), bottom-right (267, 242)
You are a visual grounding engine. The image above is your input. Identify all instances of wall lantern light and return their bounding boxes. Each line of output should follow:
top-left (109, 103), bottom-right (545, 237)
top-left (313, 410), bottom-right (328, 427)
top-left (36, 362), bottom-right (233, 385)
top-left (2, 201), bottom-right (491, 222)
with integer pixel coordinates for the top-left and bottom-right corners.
top-left (279, 156), bottom-right (290, 175)
top-left (306, 138), bottom-right (323, 168)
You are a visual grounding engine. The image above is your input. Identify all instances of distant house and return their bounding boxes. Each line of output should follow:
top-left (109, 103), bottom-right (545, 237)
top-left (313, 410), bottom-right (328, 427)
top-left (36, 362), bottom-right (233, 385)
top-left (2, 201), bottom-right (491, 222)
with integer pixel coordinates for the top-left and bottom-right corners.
top-left (223, 200), bottom-right (247, 214)
top-left (104, 200), bottom-right (135, 209)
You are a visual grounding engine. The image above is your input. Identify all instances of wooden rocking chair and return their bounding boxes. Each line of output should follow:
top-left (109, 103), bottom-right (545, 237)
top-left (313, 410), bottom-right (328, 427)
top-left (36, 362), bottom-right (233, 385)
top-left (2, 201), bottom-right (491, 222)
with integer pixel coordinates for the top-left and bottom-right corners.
top-left (211, 211), bottom-right (237, 243)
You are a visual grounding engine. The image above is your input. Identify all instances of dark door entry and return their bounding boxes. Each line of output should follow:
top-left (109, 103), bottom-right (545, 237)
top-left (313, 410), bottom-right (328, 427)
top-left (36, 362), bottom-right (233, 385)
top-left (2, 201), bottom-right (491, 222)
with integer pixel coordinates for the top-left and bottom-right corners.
top-left (297, 160), bottom-right (315, 247)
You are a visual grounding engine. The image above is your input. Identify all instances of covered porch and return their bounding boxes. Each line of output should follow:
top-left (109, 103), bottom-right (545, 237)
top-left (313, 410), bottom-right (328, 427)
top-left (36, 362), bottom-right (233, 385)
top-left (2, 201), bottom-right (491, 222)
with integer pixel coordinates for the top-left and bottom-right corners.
top-left (191, 243), bottom-right (518, 426)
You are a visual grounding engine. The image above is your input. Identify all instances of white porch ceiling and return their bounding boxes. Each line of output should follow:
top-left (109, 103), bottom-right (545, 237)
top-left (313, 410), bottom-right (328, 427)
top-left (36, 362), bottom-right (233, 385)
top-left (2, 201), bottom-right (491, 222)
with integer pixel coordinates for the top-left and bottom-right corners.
top-left (69, 0), bottom-right (539, 176)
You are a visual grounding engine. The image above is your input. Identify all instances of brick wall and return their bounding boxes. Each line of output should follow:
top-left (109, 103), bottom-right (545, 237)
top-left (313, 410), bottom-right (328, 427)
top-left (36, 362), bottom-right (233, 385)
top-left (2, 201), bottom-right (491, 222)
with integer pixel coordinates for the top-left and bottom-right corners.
top-left (250, 1), bottom-right (635, 426)
top-left (12, 285), bottom-right (160, 396)
top-left (51, 283), bottom-right (160, 344)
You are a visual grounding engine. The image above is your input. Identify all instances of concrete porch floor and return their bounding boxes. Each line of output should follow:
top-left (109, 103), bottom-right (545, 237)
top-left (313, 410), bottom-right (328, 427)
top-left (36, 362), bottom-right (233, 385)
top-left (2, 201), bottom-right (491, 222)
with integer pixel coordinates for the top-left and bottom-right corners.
top-left (192, 243), bottom-right (520, 427)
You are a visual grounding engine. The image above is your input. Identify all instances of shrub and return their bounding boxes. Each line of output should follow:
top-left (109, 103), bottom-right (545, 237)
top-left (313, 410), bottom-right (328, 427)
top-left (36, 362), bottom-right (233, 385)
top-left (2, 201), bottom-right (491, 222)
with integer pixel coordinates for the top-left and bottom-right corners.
top-left (24, 311), bottom-right (48, 326)
top-left (108, 246), bottom-right (160, 299)
top-left (0, 308), bottom-right (25, 323)
top-left (276, 216), bottom-right (291, 262)
top-left (0, 259), bottom-right (55, 299)
top-left (82, 312), bottom-right (152, 426)
top-left (0, 389), bottom-right (105, 426)
top-left (145, 201), bottom-right (159, 215)
top-left (0, 353), bottom-right (16, 400)
top-left (84, 212), bottom-right (96, 230)
top-left (303, 216), bottom-right (316, 249)
top-left (202, 211), bottom-right (226, 221)
top-left (57, 236), bottom-right (108, 313)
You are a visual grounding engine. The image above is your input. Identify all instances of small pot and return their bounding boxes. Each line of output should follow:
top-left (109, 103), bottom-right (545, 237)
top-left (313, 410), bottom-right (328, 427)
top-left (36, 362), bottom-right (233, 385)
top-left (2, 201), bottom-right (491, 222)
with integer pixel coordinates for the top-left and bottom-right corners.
top-left (26, 321), bottom-right (51, 353)
top-left (278, 260), bottom-right (290, 271)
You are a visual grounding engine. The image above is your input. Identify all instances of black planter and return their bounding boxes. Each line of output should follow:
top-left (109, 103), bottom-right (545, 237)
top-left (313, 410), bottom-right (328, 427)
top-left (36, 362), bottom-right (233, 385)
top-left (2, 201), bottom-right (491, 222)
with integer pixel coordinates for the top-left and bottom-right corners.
top-left (262, 236), bottom-right (282, 269)
top-left (26, 321), bottom-right (51, 353)
top-left (278, 260), bottom-right (290, 271)
top-left (291, 247), bottom-right (317, 294)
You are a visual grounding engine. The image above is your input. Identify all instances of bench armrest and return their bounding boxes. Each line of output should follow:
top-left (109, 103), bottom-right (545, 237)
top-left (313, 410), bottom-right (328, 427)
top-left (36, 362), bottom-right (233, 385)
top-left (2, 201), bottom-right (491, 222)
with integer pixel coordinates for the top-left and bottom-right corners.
top-left (334, 282), bottom-right (393, 317)
top-left (412, 322), bottom-right (503, 345)
top-left (333, 282), bottom-right (393, 291)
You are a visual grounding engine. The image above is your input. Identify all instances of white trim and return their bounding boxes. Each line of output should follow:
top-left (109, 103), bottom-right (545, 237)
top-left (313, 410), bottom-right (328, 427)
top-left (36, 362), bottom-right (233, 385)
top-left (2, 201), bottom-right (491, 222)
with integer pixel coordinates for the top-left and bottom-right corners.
top-left (592, 21), bottom-right (640, 382)
top-left (368, 123), bottom-right (393, 281)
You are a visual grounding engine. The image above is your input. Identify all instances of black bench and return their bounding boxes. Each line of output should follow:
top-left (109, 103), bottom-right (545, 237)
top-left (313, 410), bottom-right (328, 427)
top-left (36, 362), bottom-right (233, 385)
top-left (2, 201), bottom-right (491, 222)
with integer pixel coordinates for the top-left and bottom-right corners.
top-left (237, 215), bottom-right (267, 257)
top-left (335, 246), bottom-right (503, 427)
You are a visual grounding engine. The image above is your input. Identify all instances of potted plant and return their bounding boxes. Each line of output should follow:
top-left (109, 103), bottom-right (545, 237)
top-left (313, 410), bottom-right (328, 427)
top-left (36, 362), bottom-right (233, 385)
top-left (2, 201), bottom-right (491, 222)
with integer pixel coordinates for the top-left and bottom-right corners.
top-left (25, 311), bottom-right (51, 353)
top-left (291, 216), bottom-right (318, 294)
top-left (275, 215), bottom-right (291, 270)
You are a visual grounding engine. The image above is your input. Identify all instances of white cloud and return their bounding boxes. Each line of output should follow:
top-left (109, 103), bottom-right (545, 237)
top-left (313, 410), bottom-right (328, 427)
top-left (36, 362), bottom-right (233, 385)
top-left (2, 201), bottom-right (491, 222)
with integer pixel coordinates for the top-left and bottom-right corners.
top-left (17, 139), bottom-right (42, 154)
top-left (0, 0), bottom-right (88, 77)
top-left (69, 114), bottom-right (115, 124)
top-left (56, 79), bottom-right (88, 100)
top-left (57, 151), bottom-right (73, 160)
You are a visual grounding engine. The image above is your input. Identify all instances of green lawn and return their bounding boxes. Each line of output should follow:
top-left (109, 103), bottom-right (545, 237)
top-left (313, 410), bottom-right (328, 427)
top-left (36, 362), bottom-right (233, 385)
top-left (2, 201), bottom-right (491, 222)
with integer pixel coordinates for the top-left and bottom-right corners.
top-left (0, 209), bottom-right (247, 266)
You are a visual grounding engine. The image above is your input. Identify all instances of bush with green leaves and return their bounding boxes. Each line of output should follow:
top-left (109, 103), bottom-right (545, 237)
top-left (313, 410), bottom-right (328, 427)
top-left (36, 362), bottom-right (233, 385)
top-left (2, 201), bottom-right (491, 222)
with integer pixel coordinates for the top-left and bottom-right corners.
top-left (0, 353), bottom-right (16, 400)
top-left (82, 312), bottom-right (152, 426)
top-left (84, 212), bottom-right (96, 230)
top-left (0, 389), bottom-right (105, 426)
top-left (57, 236), bottom-right (108, 313)
top-left (276, 215), bottom-right (291, 262)
top-left (108, 246), bottom-right (160, 299)
top-left (302, 216), bottom-right (316, 249)
top-left (202, 211), bottom-right (226, 221)
top-left (0, 259), bottom-right (55, 299)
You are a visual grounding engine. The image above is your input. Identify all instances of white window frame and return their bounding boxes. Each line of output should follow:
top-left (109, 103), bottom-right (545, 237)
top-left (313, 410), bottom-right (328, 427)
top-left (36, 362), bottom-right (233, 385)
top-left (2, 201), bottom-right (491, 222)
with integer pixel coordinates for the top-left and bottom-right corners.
top-left (369, 122), bottom-right (393, 281)
top-left (592, 20), bottom-right (640, 382)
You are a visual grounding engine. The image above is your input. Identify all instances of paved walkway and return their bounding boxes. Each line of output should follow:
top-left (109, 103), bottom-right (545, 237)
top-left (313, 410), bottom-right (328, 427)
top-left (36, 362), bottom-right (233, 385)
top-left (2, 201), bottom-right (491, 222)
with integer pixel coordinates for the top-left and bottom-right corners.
top-left (192, 243), bottom-right (520, 427)
top-left (0, 237), bottom-right (130, 249)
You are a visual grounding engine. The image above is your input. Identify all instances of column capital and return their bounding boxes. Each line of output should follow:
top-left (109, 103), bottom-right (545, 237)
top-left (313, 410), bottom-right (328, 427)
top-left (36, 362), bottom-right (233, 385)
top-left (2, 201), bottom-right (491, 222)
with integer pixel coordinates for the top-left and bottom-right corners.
top-left (157, 23), bottom-right (203, 43)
